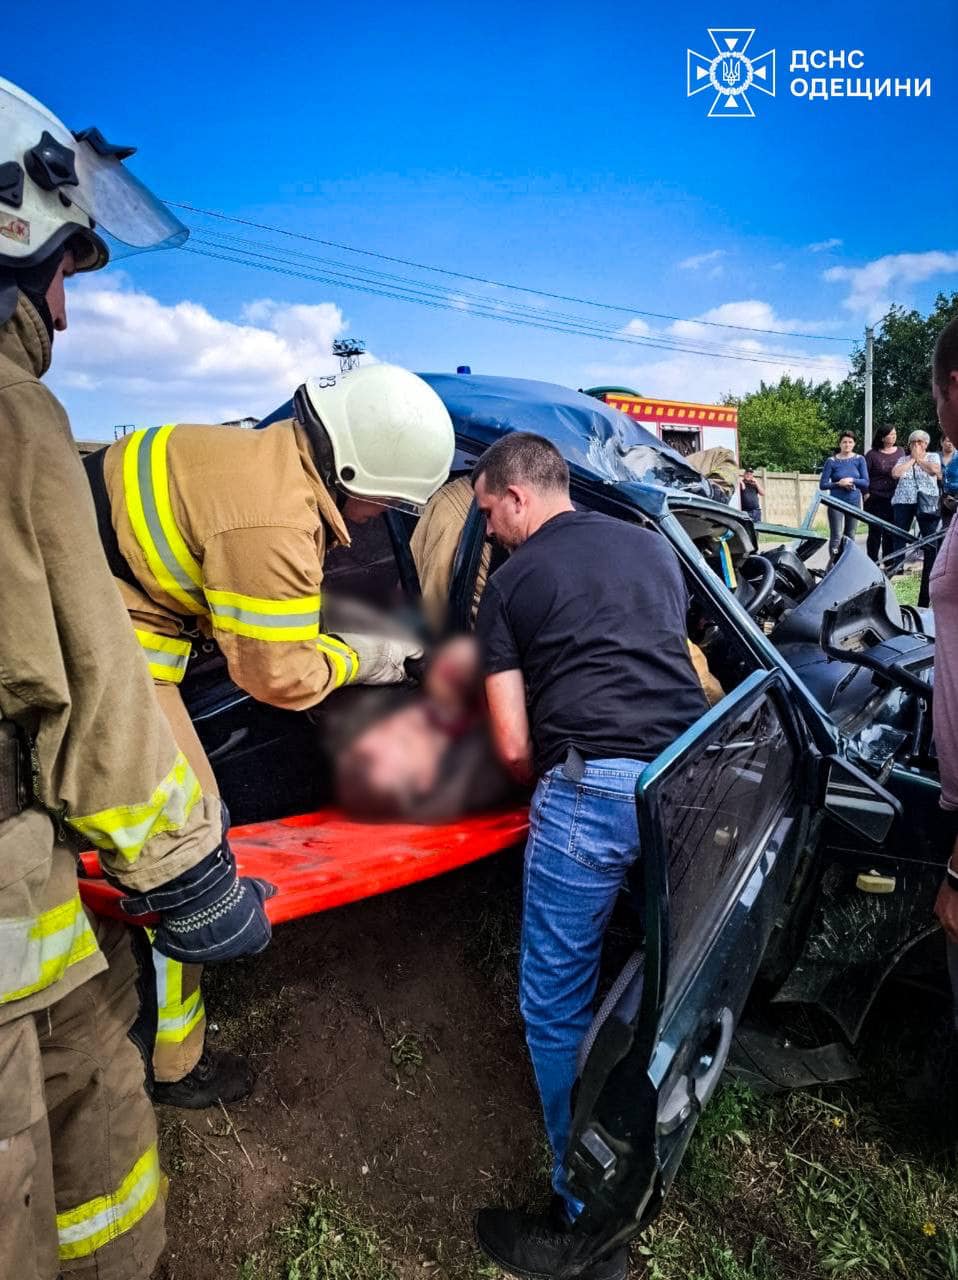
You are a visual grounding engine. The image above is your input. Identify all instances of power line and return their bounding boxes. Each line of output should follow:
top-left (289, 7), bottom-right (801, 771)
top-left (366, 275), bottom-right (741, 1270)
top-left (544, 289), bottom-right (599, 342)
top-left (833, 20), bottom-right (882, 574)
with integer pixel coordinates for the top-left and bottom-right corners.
top-left (189, 230), bottom-right (833, 364)
top-left (168, 200), bottom-right (857, 344)
top-left (182, 241), bottom-right (851, 374)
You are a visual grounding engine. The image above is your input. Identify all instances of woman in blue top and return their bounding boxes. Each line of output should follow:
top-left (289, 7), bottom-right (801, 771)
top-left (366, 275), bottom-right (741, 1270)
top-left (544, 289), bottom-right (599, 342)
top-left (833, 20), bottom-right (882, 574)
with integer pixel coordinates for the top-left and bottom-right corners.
top-left (819, 431), bottom-right (869, 561)
top-left (942, 435), bottom-right (958, 529)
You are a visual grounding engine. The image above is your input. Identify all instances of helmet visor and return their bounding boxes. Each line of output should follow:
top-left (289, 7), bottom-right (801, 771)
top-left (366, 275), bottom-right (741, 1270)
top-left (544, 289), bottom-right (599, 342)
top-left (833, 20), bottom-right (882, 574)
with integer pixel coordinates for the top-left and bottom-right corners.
top-left (70, 143), bottom-right (188, 258)
top-left (0, 81), bottom-right (187, 263)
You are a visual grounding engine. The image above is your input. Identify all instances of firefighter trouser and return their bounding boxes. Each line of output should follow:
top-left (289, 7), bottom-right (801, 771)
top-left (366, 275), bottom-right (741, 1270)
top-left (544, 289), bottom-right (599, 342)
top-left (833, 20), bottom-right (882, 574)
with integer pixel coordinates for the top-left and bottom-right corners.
top-left (149, 682), bottom-right (216, 1083)
top-left (0, 914), bottom-right (165, 1280)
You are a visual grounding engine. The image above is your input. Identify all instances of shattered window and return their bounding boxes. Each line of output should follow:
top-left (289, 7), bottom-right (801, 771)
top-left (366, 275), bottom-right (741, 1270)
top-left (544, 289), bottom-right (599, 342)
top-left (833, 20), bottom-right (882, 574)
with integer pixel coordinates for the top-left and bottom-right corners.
top-left (654, 690), bottom-right (797, 1012)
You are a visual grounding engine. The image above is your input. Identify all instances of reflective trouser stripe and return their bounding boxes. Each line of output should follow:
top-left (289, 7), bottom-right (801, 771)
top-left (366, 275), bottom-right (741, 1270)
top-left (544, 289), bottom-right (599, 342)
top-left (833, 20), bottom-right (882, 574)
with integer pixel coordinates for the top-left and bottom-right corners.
top-left (56, 1143), bottom-right (160, 1260)
top-left (316, 633), bottom-right (360, 687)
top-left (152, 948), bottom-right (205, 1045)
top-left (0, 894), bottom-right (100, 1006)
top-left (122, 425), bottom-right (206, 615)
top-left (206, 587), bottom-right (321, 643)
top-left (134, 629), bottom-right (192, 685)
top-left (68, 750), bottom-right (203, 865)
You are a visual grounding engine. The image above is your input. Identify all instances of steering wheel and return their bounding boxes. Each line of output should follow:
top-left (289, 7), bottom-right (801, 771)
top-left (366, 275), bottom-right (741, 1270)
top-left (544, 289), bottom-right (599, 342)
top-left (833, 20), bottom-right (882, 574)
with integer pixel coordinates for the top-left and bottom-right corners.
top-left (736, 554), bottom-right (776, 617)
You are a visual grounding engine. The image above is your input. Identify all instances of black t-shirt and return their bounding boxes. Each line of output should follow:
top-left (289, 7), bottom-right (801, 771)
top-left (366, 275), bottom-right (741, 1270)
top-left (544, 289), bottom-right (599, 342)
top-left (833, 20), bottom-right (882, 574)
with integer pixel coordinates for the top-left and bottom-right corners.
top-left (476, 509), bottom-right (709, 774)
top-left (741, 480), bottom-right (761, 512)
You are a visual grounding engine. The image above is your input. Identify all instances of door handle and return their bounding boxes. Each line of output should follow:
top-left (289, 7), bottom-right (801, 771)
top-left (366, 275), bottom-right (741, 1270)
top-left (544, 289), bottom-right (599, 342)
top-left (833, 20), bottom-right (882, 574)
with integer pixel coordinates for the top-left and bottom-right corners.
top-left (658, 1007), bottom-right (734, 1135)
top-left (690, 1007), bottom-right (734, 1106)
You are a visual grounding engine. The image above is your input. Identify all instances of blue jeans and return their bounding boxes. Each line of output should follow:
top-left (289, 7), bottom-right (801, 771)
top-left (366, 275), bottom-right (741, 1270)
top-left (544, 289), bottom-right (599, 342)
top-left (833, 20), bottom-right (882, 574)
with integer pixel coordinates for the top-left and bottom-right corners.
top-left (519, 756), bottom-right (646, 1215)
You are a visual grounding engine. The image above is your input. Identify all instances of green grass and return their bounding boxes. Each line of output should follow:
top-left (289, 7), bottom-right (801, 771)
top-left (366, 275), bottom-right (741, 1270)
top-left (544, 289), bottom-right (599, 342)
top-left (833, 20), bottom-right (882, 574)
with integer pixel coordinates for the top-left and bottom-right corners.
top-left (892, 573), bottom-right (921, 607)
top-left (238, 1185), bottom-right (398, 1280)
top-left (637, 1082), bottom-right (958, 1280)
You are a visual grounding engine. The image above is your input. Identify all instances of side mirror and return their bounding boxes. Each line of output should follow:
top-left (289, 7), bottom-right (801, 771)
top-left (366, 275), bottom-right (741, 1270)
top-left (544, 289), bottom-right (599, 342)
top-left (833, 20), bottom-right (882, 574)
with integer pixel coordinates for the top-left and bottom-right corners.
top-left (823, 756), bottom-right (901, 845)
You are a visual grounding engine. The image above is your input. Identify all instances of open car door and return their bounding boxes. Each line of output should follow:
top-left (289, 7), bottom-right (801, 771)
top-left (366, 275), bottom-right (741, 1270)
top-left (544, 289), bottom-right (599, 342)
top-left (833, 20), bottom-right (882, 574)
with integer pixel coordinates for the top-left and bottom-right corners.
top-left (559, 667), bottom-right (897, 1274)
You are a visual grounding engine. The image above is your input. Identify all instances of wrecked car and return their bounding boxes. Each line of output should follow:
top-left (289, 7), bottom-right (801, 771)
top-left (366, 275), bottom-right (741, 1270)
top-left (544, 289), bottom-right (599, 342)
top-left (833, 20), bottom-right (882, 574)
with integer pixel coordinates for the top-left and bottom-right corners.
top-left (79, 373), bottom-right (943, 1266)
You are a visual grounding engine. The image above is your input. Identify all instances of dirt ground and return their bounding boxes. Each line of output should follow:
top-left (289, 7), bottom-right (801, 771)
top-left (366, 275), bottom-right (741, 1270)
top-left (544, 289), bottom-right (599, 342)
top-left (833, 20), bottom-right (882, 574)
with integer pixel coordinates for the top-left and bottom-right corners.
top-left (154, 851), bottom-right (546, 1280)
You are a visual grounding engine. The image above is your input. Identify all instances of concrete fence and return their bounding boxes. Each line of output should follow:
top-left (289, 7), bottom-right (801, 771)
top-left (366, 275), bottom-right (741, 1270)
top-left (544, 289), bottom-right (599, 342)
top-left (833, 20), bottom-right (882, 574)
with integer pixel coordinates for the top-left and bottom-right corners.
top-left (754, 470), bottom-right (823, 527)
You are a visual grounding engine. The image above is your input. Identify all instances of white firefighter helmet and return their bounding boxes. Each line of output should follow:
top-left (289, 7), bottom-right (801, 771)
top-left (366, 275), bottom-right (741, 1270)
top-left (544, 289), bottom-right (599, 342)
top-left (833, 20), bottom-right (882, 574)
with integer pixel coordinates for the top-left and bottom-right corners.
top-left (0, 77), bottom-right (187, 320)
top-left (299, 364), bottom-right (455, 513)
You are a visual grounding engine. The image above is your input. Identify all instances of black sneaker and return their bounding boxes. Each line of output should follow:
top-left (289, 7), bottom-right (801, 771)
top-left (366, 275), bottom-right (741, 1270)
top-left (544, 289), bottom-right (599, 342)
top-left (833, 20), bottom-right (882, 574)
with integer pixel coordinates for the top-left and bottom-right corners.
top-left (475, 1206), bottom-right (627, 1280)
top-left (150, 1048), bottom-right (255, 1109)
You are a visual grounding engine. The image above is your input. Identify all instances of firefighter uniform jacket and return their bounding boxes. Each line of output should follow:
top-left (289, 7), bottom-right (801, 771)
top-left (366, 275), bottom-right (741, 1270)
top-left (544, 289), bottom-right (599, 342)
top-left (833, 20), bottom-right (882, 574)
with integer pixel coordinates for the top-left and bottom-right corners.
top-left (410, 475), bottom-right (491, 634)
top-left (98, 420), bottom-right (360, 707)
top-left (0, 296), bottom-right (223, 1024)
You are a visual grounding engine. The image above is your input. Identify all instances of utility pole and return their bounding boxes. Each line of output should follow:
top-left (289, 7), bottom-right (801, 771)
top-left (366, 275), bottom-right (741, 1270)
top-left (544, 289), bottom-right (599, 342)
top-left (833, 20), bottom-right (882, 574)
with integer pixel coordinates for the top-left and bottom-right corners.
top-left (864, 326), bottom-right (874, 443)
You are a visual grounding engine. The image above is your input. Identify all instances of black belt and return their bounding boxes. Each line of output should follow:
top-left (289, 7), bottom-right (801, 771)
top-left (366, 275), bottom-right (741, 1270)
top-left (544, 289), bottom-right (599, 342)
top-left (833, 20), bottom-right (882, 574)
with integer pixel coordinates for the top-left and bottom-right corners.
top-left (0, 721), bottom-right (31, 822)
top-left (82, 447), bottom-right (140, 592)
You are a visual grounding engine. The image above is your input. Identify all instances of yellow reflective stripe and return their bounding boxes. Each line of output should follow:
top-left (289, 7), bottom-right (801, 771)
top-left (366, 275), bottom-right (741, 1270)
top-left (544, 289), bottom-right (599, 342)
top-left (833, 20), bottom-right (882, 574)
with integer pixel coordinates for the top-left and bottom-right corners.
top-left (316, 634), bottom-right (360, 687)
top-left (206, 588), bottom-right (322, 617)
top-left (152, 424), bottom-right (204, 592)
top-left (134, 629), bottom-right (191, 685)
top-left (57, 1143), bottom-right (160, 1260)
top-left (153, 951), bottom-right (205, 1044)
top-left (135, 630), bottom-right (193, 657)
top-left (206, 588), bottom-right (322, 643)
top-left (0, 894), bottom-right (99, 1006)
top-left (69, 751), bottom-right (203, 864)
top-left (121, 427), bottom-right (206, 615)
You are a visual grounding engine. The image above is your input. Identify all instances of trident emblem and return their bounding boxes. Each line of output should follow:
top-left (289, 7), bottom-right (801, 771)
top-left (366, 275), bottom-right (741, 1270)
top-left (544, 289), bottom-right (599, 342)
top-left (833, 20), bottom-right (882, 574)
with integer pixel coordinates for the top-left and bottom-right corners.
top-left (687, 29), bottom-right (776, 118)
top-left (720, 55), bottom-right (742, 89)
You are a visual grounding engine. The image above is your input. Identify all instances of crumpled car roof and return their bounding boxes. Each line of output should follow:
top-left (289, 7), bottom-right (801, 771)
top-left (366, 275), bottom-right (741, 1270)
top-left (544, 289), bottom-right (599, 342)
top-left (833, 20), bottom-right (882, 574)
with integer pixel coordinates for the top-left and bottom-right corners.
top-left (419, 373), bottom-right (710, 496)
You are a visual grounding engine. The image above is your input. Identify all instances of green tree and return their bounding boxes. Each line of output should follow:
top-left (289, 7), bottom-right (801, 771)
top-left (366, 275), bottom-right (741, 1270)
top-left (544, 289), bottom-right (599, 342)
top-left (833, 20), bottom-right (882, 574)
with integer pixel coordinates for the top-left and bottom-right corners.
top-left (724, 375), bottom-right (835, 472)
top-left (824, 291), bottom-right (958, 446)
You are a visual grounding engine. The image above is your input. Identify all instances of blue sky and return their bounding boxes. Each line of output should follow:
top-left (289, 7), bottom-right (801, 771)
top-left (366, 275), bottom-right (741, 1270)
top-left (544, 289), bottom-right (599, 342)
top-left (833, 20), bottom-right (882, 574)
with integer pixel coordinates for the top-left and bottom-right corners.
top-left (7, 0), bottom-right (957, 436)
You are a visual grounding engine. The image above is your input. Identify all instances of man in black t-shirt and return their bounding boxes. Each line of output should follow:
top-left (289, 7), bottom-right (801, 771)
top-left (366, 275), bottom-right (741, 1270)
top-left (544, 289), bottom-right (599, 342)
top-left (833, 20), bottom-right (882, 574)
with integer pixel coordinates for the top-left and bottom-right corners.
top-left (740, 466), bottom-right (764, 521)
top-left (471, 433), bottom-right (707, 1280)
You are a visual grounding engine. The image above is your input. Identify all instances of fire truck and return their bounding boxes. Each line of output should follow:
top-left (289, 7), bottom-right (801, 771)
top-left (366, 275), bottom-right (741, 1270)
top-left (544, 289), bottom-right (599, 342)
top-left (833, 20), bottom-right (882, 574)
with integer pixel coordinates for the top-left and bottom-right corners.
top-left (584, 387), bottom-right (740, 463)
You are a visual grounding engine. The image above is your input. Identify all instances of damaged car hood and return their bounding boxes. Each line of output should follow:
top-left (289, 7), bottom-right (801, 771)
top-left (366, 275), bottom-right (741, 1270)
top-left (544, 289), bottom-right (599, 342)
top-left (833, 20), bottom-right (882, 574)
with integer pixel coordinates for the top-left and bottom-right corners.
top-left (419, 373), bottom-right (711, 497)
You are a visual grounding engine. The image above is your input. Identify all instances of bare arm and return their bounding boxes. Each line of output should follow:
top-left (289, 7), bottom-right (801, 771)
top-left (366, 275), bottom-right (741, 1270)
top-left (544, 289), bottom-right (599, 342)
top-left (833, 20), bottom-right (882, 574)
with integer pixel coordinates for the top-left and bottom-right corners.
top-left (891, 458), bottom-right (914, 479)
top-left (920, 455), bottom-right (942, 477)
top-left (485, 669), bottom-right (535, 785)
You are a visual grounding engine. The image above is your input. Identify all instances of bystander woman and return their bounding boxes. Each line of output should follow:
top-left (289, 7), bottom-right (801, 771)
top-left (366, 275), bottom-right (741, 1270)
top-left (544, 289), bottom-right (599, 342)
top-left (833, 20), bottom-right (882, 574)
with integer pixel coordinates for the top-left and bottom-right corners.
top-left (941, 436), bottom-right (958, 530)
top-left (892, 429), bottom-right (941, 608)
top-left (819, 431), bottom-right (868, 561)
top-left (864, 425), bottom-right (905, 562)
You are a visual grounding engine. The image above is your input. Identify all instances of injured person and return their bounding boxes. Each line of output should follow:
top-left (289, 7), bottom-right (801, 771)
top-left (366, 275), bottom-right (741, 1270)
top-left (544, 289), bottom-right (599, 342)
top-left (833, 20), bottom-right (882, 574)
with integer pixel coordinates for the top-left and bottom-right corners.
top-left (331, 634), bottom-right (520, 822)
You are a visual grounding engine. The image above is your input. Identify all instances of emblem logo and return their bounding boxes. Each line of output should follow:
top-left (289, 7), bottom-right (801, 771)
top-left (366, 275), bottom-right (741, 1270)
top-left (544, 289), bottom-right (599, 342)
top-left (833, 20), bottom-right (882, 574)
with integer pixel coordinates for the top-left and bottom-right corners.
top-left (0, 215), bottom-right (29, 245)
top-left (687, 29), bottom-right (776, 117)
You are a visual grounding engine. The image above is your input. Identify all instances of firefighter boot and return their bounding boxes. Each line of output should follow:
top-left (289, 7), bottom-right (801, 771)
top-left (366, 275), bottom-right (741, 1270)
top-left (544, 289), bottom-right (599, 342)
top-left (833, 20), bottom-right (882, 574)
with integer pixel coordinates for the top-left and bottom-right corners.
top-left (149, 1047), bottom-right (255, 1109)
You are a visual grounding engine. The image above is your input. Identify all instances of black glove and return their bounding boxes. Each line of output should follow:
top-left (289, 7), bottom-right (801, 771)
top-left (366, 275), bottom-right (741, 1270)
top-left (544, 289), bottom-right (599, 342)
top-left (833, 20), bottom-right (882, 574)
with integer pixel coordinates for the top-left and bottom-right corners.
top-left (116, 812), bottom-right (275, 963)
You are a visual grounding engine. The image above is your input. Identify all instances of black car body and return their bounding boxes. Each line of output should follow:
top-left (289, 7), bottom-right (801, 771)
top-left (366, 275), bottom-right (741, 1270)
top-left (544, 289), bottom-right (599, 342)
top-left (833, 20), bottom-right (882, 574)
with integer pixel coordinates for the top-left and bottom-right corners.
top-left (180, 374), bottom-right (941, 1267)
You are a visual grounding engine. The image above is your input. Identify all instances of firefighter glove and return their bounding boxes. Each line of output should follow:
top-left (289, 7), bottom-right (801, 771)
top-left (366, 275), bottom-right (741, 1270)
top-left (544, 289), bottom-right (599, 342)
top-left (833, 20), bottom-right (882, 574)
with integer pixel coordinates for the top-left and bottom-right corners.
top-left (335, 631), bottom-right (424, 686)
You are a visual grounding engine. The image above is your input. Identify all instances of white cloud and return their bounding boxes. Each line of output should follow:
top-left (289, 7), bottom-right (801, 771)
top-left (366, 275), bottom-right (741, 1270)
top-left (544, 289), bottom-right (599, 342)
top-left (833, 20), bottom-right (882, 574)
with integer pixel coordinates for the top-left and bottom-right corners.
top-left (586, 299), bottom-right (851, 402)
top-left (677, 249), bottom-right (725, 271)
top-left (824, 250), bottom-right (958, 322)
top-left (620, 317), bottom-right (652, 337)
top-left (50, 276), bottom-right (352, 436)
top-left (808, 237), bottom-right (843, 253)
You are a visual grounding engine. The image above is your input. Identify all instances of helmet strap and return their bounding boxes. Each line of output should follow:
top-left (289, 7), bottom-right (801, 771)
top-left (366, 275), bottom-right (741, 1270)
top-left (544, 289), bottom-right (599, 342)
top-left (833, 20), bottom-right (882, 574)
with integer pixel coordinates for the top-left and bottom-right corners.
top-left (293, 383), bottom-right (341, 493)
top-left (10, 245), bottom-right (66, 342)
